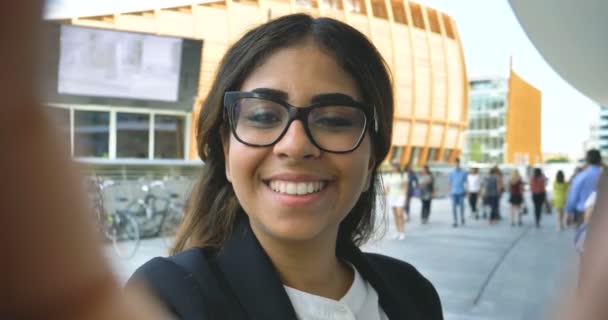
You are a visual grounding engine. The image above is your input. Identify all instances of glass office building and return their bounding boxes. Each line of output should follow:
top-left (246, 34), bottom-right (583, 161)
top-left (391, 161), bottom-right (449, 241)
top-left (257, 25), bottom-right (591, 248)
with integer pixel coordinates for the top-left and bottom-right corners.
top-left (463, 71), bottom-right (542, 165)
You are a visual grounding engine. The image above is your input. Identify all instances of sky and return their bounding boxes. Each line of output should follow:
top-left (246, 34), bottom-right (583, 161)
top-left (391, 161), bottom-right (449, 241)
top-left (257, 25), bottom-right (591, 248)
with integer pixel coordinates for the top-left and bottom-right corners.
top-left (45, 0), bottom-right (599, 157)
top-left (415, 0), bottom-right (599, 157)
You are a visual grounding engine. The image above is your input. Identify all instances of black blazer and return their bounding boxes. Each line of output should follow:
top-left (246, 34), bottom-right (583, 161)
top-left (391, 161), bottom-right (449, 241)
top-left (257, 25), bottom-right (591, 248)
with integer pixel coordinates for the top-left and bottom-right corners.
top-left (129, 216), bottom-right (443, 319)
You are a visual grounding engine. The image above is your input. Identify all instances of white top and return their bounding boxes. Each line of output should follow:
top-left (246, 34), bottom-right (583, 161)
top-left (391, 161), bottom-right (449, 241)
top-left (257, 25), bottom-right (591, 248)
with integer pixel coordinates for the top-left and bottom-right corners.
top-left (386, 173), bottom-right (405, 197)
top-left (467, 174), bottom-right (482, 193)
top-left (585, 191), bottom-right (597, 210)
top-left (284, 265), bottom-right (389, 320)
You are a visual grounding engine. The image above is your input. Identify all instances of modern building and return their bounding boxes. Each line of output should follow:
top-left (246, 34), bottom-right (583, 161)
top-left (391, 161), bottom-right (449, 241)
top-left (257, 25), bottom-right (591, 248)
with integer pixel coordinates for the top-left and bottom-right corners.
top-left (46, 0), bottom-right (468, 169)
top-left (598, 106), bottom-right (608, 156)
top-left (463, 69), bottom-right (542, 165)
top-left (583, 121), bottom-right (600, 155)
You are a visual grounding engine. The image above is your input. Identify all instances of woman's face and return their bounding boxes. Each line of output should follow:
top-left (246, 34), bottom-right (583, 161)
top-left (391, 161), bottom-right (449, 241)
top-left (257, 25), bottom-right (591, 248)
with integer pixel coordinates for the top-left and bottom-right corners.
top-left (223, 40), bottom-right (375, 244)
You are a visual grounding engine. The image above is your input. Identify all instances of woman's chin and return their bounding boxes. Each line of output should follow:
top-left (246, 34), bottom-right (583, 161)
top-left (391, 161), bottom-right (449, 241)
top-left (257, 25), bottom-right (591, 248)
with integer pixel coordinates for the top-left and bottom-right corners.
top-left (257, 220), bottom-right (335, 244)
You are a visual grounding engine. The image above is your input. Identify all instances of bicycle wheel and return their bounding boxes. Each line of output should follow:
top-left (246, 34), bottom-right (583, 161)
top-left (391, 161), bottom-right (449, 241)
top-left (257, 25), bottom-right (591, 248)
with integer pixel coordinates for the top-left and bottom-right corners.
top-left (159, 206), bottom-right (184, 249)
top-left (111, 212), bottom-right (140, 259)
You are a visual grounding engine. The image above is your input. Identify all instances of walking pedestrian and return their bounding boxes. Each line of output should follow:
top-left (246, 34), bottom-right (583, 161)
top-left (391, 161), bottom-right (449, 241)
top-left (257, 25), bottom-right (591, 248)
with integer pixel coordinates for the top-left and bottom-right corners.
top-left (467, 167), bottom-right (482, 219)
top-left (566, 149), bottom-right (603, 228)
top-left (553, 170), bottom-right (568, 231)
top-left (565, 166), bottom-right (583, 226)
top-left (403, 164), bottom-right (418, 222)
top-left (495, 166), bottom-right (505, 220)
top-left (419, 165), bottom-right (435, 224)
top-left (386, 162), bottom-right (406, 239)
top-left (448, 158), bottom-right (468, 227)
top-left (126, 14), bottom-right (443, 319)
top-left (530, 168), bottom-right (547, 228)
top-left (483, 167), bottom-right (501, 225)
top-left (508, 170), bottom-right (524, 226)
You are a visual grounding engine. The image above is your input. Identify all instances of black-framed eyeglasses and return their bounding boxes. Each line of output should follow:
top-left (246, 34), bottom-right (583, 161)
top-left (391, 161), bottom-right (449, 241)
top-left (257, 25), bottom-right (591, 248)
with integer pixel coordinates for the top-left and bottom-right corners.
top-left (223, 91), bottom-right (376, 154)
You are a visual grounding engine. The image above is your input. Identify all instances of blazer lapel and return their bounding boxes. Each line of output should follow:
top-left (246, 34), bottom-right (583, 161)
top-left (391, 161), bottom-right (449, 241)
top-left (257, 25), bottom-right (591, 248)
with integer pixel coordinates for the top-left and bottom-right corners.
top-left (338, 241), bottom-right (423, 320)
top-left (215, 215), bottom-right (298, 320)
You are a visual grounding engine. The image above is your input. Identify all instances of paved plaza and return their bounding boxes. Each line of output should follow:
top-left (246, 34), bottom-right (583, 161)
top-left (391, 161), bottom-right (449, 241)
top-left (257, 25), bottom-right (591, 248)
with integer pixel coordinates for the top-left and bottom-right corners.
top-left (109, 196), bottom-right (579, 320)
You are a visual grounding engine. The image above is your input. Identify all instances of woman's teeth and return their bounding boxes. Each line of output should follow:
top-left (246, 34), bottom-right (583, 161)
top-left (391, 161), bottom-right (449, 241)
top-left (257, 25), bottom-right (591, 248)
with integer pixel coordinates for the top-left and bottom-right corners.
top-left (269, 181), bottom-right (327, 195)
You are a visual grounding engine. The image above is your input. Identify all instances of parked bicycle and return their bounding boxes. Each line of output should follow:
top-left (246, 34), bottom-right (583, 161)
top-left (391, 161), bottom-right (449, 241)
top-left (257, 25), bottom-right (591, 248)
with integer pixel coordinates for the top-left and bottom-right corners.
top-left (88, 177), bottom-right (140, 259)
top-left (119, 180), bottom-right (181, 237)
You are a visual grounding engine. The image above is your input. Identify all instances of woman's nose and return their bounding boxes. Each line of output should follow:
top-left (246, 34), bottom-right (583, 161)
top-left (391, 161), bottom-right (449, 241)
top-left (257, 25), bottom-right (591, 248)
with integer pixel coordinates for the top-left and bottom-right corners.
top-left (272, 120), bottom-right (321, 160)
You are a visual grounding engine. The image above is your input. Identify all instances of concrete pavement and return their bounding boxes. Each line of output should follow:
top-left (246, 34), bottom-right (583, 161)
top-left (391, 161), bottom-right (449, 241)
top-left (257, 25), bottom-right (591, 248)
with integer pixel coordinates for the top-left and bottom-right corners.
top-left (109, 196), bottom-right (579, 320)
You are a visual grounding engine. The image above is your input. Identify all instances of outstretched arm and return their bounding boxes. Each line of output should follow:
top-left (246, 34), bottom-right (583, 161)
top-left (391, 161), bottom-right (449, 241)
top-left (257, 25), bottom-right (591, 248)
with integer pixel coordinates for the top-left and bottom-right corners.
top-left (1, 2), bottom-right (168, 320)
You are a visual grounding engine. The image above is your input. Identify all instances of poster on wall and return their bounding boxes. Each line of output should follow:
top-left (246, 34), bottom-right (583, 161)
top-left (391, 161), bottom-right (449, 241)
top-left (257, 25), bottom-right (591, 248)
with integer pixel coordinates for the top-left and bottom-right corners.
top-left (58, 25), bottom-right (183, 102)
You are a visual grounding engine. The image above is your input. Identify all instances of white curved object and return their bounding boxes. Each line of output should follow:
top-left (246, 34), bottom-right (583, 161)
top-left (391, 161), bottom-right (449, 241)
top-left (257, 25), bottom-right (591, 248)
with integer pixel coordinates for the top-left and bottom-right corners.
top-left (509, 0), bottom-right (608, 105)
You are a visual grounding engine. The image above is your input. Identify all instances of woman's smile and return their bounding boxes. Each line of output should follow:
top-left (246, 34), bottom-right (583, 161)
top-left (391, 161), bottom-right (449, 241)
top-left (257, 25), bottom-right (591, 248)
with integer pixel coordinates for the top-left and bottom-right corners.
top-left (267, 181), bottom-right (327, 196)
top-left (263, 176), bottom-right (333, 207)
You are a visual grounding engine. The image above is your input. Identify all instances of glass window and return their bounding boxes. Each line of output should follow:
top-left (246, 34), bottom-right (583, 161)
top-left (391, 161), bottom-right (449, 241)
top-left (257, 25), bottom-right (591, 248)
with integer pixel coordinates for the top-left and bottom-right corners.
top-left (154, 115), bottom-right (185, 159)
top-left (295, 0), bottom-right (316, 8)
top-left (345, 0), bottom-right (366, 13)
top-left (497, 99), bottom-right (505, 109)
top-left (117, 112), bottom-right (150, 158)
top-left (427, 9), bottom-right (441, 33)
top-left (371, 0), bottom-right (388, 18)
top-left (409, 3), bottom-right (425, 29)
top-left (443, 149), bottom-right (452, 162)
top-left (323, 0), bottom-right (342, 9)
top-left (390, 146), bottom-right (403, 164)
top-left (74, 110), bottom-right (110, 158)
top-left (409, 147), bottom-right (421, 166)
top-left (428, 148), bottom-right (437, 162)
top-left (391, 1), bottom-right (407, 24)
top-left (442, 14), bottom-right (455, 39)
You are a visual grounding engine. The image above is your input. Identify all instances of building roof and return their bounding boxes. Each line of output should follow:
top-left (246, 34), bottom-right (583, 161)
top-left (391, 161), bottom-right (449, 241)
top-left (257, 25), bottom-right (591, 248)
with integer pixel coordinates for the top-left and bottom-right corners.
top-left (45, 0), bottom-right (217, 19)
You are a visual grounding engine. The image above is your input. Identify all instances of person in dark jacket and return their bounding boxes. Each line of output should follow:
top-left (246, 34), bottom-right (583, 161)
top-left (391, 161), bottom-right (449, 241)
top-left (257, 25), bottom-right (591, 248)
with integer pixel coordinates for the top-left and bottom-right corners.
top-left (129, 14), bottom-right (443, 320)
top-left (530, 168), bottom-right (547, 228)
top-left (483, 167), bottom-right (501, 225)
top-left (403, 164), bottom-right (419, 222)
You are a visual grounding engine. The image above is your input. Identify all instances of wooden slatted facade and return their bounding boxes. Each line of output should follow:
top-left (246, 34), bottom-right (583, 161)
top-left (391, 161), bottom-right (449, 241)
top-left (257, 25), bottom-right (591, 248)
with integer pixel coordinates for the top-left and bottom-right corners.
top-left (62, 0), bottom-right (468, 166)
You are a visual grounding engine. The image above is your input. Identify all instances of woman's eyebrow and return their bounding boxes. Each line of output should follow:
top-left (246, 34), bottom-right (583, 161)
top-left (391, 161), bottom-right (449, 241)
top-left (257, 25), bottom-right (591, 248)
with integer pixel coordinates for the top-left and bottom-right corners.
top-left (311, 93), bottom-right (357, 103)
top-left (251, 88), bottom-right (288, 100)
top-left (250, 88), bottom-right (357, 103)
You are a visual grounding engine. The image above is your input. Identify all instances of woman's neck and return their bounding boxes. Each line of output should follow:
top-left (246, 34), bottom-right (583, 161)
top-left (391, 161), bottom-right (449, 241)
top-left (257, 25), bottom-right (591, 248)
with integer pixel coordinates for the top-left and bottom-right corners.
top-left (253, 230), bottom-right (354, 301)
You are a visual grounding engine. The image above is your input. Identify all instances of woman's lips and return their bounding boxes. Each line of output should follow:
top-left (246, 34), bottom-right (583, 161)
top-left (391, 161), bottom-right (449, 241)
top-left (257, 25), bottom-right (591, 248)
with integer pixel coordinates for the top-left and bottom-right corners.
top-left (267, 180), bottom-right (327, 195)
top-left (264, 180), bottom-right (332, 207)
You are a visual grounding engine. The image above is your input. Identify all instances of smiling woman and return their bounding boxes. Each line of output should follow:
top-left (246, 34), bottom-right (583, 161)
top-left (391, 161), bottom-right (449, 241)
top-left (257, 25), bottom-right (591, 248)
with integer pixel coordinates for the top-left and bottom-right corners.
top-left (124, 13), bottom-right (444, 320)
top-left (6, 3), bottom-right (608, 320)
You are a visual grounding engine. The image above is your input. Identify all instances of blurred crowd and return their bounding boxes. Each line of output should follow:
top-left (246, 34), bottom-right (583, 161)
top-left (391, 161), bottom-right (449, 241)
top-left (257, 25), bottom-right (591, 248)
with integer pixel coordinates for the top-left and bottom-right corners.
top-left (383, 149), bottom-right (604, 250)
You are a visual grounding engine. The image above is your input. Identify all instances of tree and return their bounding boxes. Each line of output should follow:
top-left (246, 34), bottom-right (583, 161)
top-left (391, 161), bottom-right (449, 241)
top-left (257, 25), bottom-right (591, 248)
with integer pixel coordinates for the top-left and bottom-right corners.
top-left (469, 139), bottom-right (484, 162)
top-left (545, 157), bottom-right (570, 164)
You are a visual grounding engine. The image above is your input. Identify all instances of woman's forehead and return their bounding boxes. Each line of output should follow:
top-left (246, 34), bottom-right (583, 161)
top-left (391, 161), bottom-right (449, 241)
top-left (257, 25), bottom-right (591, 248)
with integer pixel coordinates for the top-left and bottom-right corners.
top-left (239, 42), bottom-right (361, 102)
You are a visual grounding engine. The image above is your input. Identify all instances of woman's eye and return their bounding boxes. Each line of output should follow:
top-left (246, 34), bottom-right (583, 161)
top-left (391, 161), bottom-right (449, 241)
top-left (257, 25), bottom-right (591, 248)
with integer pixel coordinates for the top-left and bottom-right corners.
top-left (243, 110), bottom-right (282, 127)
top-left (314, 116), bottom-right (353, 128)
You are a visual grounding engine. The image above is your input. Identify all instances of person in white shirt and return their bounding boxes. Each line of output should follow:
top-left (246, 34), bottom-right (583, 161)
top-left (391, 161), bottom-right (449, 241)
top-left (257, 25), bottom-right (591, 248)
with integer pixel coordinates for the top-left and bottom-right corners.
top-left (385, 162), bottom-right (407, 240)
top-left (466, 167), bottom-right (482, 219)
